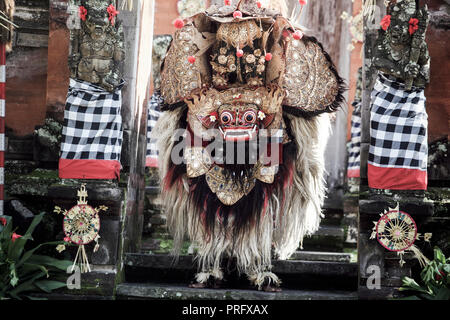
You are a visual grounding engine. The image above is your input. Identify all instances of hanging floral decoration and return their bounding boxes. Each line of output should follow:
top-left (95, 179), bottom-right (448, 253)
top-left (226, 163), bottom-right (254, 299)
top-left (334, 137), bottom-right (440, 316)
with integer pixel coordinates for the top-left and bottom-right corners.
top-left (107, 4), bottom-right (119, 26)
top-left (54, 184), bottom-right (108, 273)
top-left (380, 14), bottom-right (391, 31)
top-left (370, 203), bottom-right (432, 267)
top-left (409, 18), bottom-right (419, 35)
top-left (79, 6), bottom-right (87, 21)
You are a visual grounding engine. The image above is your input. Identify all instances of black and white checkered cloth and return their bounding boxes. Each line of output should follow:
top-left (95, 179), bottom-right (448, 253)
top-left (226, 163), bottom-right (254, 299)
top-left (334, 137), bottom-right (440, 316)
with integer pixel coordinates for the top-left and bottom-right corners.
top-left (60, 78), bottom-right (125, 168)
top-left (347, 100), bottom-right (361, 178)
top-left (368, 73), bottom-right (428, 189)
top-left (146, 93), bottom-right (162, 167)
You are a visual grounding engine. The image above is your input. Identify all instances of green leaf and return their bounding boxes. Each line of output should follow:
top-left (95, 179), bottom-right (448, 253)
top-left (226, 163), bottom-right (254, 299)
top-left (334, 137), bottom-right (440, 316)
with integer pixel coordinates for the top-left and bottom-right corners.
top-left (26, 255), bottom-right (72, 272)
top-left (34, 280), bottom-right (67, 293)
top-left (16, 241), bottom-right (65, 269)
top-left (20, 263), bottom-right (49, 279)
top-left (24, 212), bottom-right (45, 238)
top-left (399, 276), bottom-right (431, 294)
top-left (8, 271), bottom-right (46, 298)
top-left (434, 247), bottom-right (446, 264)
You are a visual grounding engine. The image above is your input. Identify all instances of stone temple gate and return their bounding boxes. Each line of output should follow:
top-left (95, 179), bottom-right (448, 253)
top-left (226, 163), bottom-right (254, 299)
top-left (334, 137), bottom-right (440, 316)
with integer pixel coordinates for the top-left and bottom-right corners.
top-left (1, 0), bottom-right (448, 300)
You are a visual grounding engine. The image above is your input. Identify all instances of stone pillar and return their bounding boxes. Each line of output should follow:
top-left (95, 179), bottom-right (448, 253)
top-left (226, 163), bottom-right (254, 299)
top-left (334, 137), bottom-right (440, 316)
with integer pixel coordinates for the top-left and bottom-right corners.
top-left (42, 0), bottom-right (153, 298)
top-left (357, 0), bottom-right (445, 299)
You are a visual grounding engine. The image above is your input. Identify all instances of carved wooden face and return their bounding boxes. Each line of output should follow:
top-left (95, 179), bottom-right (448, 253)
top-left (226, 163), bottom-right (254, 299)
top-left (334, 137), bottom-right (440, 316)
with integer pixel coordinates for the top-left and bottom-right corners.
top-left (83, 1), bottom-right (110, 30)
top-left (389, 19), bottom-right (410, 45)
top-left (218, 103), bottom-right (258, 141)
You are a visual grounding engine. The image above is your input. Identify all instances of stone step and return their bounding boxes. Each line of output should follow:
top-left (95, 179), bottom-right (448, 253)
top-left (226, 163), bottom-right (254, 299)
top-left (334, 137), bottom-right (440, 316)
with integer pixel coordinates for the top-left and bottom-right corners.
top-left (302, 225), bottom-right (345, 251)
top-left (141, 224), bottom-right (346, 252)
top-left (116, 283), bottom-right (357, 300)
top-left (125, 253), bottom-right (356, 276)
top-left (123, 253), bottom-right (357, 291)
top-left (289, 251), bottom-right (351, 263)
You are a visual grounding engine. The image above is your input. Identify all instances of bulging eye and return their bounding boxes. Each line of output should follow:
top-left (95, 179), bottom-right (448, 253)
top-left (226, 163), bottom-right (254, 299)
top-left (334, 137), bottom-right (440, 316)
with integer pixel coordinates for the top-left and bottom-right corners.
top-left (220, 111), bottom-right (233, 125)
top-left (243, 110), bottom-right (256, 123)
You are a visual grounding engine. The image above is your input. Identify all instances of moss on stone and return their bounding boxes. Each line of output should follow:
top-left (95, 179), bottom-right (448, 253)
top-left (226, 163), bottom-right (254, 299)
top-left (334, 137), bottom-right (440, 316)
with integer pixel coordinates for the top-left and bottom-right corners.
top-left (6, 169), bottom-right (61, 197)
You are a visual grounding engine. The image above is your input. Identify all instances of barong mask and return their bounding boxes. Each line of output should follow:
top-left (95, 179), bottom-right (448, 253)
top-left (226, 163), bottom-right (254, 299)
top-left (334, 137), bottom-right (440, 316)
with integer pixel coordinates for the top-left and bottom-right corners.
top-left (155, 0), bottom-right (346, 290)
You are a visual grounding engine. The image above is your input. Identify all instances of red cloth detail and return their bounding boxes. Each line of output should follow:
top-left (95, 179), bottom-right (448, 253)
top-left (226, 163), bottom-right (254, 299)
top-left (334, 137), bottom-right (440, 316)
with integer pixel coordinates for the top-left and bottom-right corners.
top-left (146, 157), bottom-right (159, 168)
top-left (368, 163), bottom-right (427, 190)
top-left (59, 159), bottom-right (121, 180)
top-left (347, 168), bottom-right (360, 178)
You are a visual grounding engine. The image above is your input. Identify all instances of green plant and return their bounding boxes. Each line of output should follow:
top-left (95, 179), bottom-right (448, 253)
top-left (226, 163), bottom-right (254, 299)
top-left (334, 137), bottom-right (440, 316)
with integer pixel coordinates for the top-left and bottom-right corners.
top-left (0, 212), bottom-right (72, 300)
top-left (399, 247), bottom-right (450, 300)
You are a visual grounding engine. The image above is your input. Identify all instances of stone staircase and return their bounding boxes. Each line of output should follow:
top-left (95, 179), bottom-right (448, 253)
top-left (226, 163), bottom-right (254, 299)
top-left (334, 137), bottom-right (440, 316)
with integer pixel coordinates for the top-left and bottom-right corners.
top-left (116, 186), bottom-right (359, 300)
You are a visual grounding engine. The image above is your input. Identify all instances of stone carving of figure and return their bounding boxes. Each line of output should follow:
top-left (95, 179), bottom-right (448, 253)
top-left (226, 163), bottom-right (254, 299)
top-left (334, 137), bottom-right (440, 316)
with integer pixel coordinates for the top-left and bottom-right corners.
top-left (69, 0), bottom-right (125, 92)
top-left (372, 0), bottom-right (430, 89)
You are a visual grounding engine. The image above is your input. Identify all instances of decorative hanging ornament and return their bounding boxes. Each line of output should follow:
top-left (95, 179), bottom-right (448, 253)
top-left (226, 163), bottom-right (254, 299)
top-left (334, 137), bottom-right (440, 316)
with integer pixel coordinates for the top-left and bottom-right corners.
top-left (380, 14), bottom-right (391, 31)
top-left (107, 4), bottom-right (119, 26)
top-left (79, 6), bottom-right (87, 21)
top-left (370, 203), bottom-right (432, 267)
top-left (54, 184), bottom-right (108, 273)
top-left (408, 18), bottom-right (419, 35)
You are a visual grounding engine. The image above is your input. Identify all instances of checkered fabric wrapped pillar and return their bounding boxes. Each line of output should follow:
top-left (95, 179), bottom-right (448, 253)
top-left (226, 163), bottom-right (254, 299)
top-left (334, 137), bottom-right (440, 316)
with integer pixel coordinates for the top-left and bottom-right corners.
top-left (347, 100), bottom-right (361, 178)
top-left (59, 78), bottom-right (125, 179)
top-left (368, 73), bottom-right (428, 190)
top-left (145, 93), bottom-right (162, 168)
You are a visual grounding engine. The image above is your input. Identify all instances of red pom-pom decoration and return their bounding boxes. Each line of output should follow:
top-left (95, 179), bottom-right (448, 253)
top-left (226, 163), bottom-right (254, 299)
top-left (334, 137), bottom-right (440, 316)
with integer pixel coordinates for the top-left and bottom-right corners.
top-left (299, 0), bottom-right (307, 5)
top-left (188, 56), bottom-right (196, 64)
top-left (293, 30), bottom-right (303, 40)
top-left (236, 49), bottom-right (244, 57)
top-left (224, 0), bottom-right (231, 5)
top-left (257, 1), bottom-right (262, 8)
top-left (265, 53), bottom-right (273, 61)
top-left (173, 18), bottom-right (184, 29)
top-left (233, 11), bottom-right (242, 19)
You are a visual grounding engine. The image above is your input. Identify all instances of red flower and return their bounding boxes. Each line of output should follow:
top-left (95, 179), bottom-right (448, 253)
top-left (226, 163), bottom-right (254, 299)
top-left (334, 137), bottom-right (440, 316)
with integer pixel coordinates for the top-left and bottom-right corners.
top-left (79, 6), bottom-right (87, 21)
top-left (293, 30), bottom-right (303, 40)
top-left (436, 269), bottom-right (445, 281)
top-left (224, 0), bottom-right (231, 5)
top-left (173, 18), bottom-right (184, 29)
top-left (257, 1), bottom-right (262, 8)
top-left (0, 217), bottom-right (6, 226)
top-left (299, 0), bottom-right (307, 5)
top-left (11, 233), bottom-right (22, 242)
top-left (107, 4), bottom-right (119, 26)
top-left (236, 49), bottom-right (244, 57)
top-left (380, 15), bottom-right (391, 31)
top-left (233, 11), bottom-right (242, 19)
top-left (64, 236), bottom-right (71, 242)
top-left (409, 18), bottom-right (419, 35)
top-left (265, 53), bottom-right (273, 61)
top-left (188, 56), bottom-right (196, 64)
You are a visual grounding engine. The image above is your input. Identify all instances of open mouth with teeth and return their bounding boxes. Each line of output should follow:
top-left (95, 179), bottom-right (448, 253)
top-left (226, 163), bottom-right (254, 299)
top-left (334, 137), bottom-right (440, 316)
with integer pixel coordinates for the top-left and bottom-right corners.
top-left (219, 125), bottom-right (258, 141)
